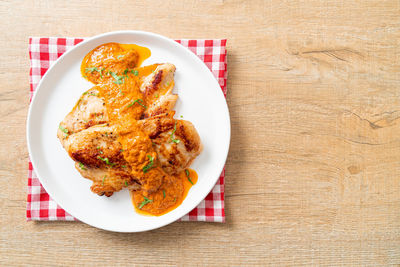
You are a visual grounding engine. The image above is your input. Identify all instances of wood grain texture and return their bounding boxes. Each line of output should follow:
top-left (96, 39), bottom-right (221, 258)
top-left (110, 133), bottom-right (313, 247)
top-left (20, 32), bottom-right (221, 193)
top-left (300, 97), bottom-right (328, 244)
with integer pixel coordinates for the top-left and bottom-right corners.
top-left (0, 0), bottom-right (399, 265)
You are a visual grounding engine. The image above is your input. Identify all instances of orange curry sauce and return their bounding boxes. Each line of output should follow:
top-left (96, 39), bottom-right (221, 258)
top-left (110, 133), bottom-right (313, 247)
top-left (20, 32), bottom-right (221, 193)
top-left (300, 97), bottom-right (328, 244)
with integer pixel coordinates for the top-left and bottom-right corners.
top-left (81, 43), bottom-right (197, 216)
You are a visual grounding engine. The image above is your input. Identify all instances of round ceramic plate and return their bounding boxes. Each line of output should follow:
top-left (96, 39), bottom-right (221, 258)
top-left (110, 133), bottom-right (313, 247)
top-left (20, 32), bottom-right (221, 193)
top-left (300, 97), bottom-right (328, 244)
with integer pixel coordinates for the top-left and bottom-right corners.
top-left (26, 31), bottom-right (230, 232)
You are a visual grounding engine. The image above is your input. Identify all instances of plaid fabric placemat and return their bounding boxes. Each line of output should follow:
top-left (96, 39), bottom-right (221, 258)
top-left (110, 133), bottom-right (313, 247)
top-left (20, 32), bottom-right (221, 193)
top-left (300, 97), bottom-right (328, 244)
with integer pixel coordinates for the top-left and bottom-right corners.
top-left (27, 37), bottom-right (227, 222)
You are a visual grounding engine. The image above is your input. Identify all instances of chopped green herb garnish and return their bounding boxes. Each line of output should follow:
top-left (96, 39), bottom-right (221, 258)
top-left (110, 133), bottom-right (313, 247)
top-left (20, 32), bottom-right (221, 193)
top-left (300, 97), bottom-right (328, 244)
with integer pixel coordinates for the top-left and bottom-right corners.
top-left (78, 162), bottom-right (87, 171)
top-left (123, 69), bottom-right (129, 75)
top-left (133, 70), bottom-right (139, 76)
top-left (85, 67), bottom-right (99, 73)
top-left (138, 196), bottom-right (153, 209)
top-left (97, 156), bottom-right (116, 166)
top-left (83, 91), bottom-right (97, 96)
top-left (163, 190), bottom-right (166, 199)
top-left (102, 175), bottom-right (106, 185)
top-left (154, 94), bottom-right (159, 98)
top-left (185, 169), bottom-right (194, 185)
top-left (122, 165), bottom-right (127, 168)
top-left (110, 71), bottom-right (125, 84)
top-left (142, 155), bottom-right (154, 173)
top-left (170, 122), bottom-right (180, 144)
top-left (166, 82), bottom-right (170, 86)
top-left (127, 99), bottom-right (147, 109)
top-left (125, 181), bottom-right (128, 186)
top-left (59, 125), bottom-right (69, 136)
top-left (173, 197), bottom-right (176, 202)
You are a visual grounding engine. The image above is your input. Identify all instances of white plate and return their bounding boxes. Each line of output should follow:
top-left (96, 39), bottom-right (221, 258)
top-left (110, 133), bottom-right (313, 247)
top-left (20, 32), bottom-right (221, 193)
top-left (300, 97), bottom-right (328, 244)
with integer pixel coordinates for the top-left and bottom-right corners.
top-left (26, 31), bottom-right (230, 232)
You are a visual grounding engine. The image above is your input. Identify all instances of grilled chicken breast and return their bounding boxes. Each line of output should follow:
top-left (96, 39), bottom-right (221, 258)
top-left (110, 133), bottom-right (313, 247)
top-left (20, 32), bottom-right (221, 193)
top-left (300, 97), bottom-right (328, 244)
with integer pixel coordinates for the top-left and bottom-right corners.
top-left (141, 63), bottom-right (178, 119)
top-left (57, 87), bottom-right (108, 146)
top-left (63, 124), bottom-right (140, 196)
top-left (138, 112), bottom-right (203, 175)
top-left (58, 62), bottom-right (202, 197)
top-left (140, 63), bottom-right (176, 97)
top-left (143, 88), bottom-right (178, 119)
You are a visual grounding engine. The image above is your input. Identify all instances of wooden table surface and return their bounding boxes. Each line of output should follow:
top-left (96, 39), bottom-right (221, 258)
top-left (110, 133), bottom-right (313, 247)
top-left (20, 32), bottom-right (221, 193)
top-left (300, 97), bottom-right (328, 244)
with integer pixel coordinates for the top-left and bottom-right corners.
top-left (1, 0), bottom-right (399, 265)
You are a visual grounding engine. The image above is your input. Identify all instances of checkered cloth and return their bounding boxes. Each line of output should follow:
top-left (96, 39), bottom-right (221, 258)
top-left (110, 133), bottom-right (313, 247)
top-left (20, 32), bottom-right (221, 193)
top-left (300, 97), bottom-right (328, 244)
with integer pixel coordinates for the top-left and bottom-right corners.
top-left (27, 37), bottom-right (227, 222)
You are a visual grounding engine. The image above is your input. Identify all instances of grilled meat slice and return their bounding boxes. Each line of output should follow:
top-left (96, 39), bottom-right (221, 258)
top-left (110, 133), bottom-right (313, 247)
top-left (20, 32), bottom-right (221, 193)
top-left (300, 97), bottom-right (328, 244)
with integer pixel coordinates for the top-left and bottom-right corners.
top-left (57, 87), bottom-right (108, 146)
top-left (138, 113), bottom-right (202, 175)
top-left (140, 63), bottom-right (176, 97)
top-left (63, 124), bottom-right (139, 196)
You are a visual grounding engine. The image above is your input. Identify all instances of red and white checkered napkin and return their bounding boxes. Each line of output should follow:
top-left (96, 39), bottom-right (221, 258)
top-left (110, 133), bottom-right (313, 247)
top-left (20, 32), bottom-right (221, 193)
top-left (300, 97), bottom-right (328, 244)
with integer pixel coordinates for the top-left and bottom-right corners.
top-left (27, 37), bottom-right (227, 222)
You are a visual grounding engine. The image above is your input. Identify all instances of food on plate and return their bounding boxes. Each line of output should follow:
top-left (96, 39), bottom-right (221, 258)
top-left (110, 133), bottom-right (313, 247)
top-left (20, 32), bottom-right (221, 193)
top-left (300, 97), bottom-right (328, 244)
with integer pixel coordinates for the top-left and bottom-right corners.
top-left (57, 42), bottom-right (202, 215)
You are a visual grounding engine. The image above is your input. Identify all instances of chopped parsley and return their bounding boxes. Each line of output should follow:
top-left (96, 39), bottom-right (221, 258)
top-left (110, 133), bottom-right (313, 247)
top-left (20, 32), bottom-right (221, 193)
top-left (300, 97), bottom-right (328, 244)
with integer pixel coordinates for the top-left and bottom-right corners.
top-left (125, 181), bottom-right (128, 186)
top-left (59, 125), bottom-right (69, 136)
top-left (127, 99), bottom-right (147, 109)
top-left (83, 91), bottom-right (97, 96)
top-left (131, 70), bottom-right (139, 76)
top-left (142, 155), bottom-right (154, 173)
top-left (78, 162), bottom-right (87, 171)
top-left (185, 169), bottom-right (193, 185)
top-left (85, 67), bottom-right (99, 73)
top-left (122, 165), bottom-right (127, 168)
top-left (123, 69), bottom-right (129, 75)
top-left (102, 175), bottom-right (106, 185)
top-left (110, 71), bottom-right (125, 84)
top-left (97, 156), bottom-right (116, 167)
top-left (166, 82), bottom-right (170, 86)
top-left (170, 122), bottom-right (180, 144)
top-left (163, 190), bottom-right (166, 199)
top-left (138, 196), bottom-right (153, 209)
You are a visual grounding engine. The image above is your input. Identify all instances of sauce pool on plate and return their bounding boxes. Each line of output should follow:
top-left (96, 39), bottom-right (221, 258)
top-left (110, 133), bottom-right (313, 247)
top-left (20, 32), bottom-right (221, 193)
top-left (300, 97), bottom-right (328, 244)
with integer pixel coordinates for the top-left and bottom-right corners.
top-left (132, 168), bottom-right (198, 216)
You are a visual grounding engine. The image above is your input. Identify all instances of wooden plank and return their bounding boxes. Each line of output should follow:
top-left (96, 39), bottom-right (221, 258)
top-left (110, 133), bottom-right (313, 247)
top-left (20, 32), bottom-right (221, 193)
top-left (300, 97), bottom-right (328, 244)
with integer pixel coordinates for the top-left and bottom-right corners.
top-left (0, 0), bottom-right (399, 265)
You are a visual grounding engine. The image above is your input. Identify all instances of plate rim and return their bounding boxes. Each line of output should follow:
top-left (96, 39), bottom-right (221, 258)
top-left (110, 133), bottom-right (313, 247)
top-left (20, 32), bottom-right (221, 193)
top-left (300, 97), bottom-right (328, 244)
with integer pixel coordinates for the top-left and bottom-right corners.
top-left (26, 30), bottom-right (230, 232)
